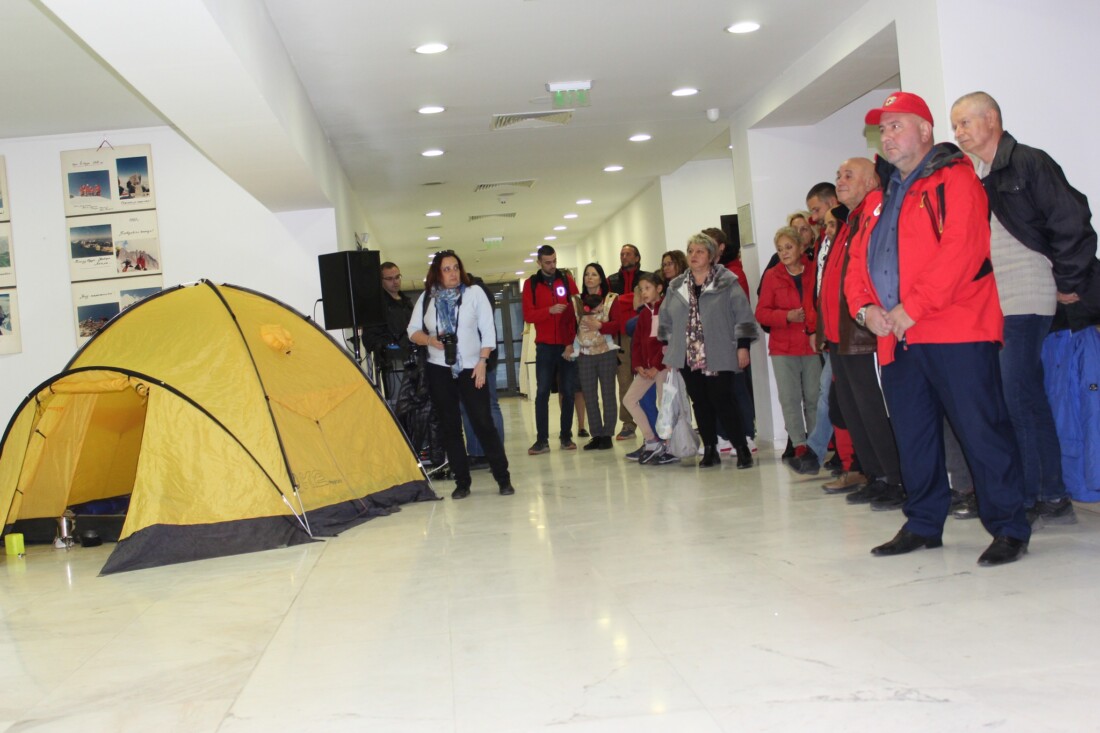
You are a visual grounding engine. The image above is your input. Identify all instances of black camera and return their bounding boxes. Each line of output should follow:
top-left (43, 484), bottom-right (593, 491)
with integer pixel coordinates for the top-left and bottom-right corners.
top-left (439, 332), bottom-right (458, 365)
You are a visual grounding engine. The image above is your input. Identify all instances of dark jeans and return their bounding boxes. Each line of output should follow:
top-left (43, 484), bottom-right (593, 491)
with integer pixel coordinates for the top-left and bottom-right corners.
top-left (680, 368), bottom-right (748, 452)
top-left (880, 342), bottom-right (1029, 541)
top-left (831, 348), bottom-right (901, 484)
top-left (425, 363), bottom-right (510, 489)
top-left (534, 343), bottom-right (577, 443)
top-left (1001, 314), bottom-right (1066, 505)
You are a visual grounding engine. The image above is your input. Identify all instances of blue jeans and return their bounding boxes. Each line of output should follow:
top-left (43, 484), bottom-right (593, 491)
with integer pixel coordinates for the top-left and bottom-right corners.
top-left (534, 343), bottom-right (577, 443)
top-left (806, 352), bottom-right (832, 458)
top-left (1001, 314), bottom-right (1066, 505)
top-left (461, 376), bottom-right (504, 457)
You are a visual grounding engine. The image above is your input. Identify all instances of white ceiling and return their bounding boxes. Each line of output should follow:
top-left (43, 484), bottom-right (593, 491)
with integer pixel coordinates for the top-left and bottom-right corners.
top-left (1, 0), bottom-right (896, 283)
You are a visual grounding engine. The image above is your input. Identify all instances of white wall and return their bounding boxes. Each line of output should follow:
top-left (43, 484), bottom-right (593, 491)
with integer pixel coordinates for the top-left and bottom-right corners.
top-left (659, 158), bottom-right (737, 252)
top-left (0, 125), bottom-right (333, 421)
top-left (575, 181), bottom-right (665, 274)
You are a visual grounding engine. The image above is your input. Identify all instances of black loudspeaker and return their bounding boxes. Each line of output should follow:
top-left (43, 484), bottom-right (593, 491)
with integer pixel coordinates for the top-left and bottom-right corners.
top-left (318, 250), bottom-right (385, 330)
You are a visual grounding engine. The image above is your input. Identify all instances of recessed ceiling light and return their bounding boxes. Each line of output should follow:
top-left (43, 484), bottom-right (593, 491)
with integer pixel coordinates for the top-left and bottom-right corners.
top-left (515, 271), bottom-right (525, 275)
top-left (726, 21), bottom-right (760, 34)
top-left (415, 43), bottom-right (448, 54)
top-left (671, 87), bottom-right (699, 97)
top-left (421, 149), bottom-right (444, 157)
top-left (427, 235), bottom-right (441, 241)
top-left (544, 236), bottom-right (557, 241)
top-left (418, 105), bottom-right (445, 114)
top-left (603, 165), bottom-right (624, 172)
top-left (629, 133), bottom-right (651, 142)
top-left (524, 258), bottom-right (534, 263)
top-left (576, 199), bottom-right (592, 205)
top-left (553, 225), bottom-right (567, 231)
top-left (426, 210), bottom-right (442, 217)
top-left (563, 213), bottom-right (579, 219)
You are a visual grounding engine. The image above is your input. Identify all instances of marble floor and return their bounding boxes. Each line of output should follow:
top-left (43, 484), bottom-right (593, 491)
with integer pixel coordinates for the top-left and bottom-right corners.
top-left (2, 395), bottom-right (1099, 732)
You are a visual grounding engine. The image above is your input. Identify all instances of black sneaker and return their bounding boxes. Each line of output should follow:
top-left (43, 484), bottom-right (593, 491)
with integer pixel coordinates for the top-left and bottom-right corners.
top-left (528, 441), bottom-right (550, 455)
top-left (560, 438), bottom-right (577, 450)
top-left (625, 446), bottom-right (646, 461)
top-left (790, 448), bottom-right (821, 476)
top-left (847, 478), bottom-right (887, 505)
top-left (651, 451), bottom-right (680, 465)
top-left (1032, 496), bottom-right (1078, 525)
top-left (781, 437), bottom-right (796, 461)
top-left (578, 428), bottom-right (590, 438)
top-left (870, 483), bottom-right (906, 511)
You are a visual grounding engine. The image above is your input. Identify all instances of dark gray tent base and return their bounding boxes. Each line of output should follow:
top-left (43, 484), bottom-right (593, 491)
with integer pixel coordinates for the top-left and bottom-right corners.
top-left (99, 479), bottom-right (439, 574)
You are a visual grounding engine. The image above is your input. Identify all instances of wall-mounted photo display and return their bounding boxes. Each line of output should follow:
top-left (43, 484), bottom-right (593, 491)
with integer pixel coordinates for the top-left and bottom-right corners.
top-left (0, 221), bottom-right (15, 288)
top-left (60, 144), bottom-right (156, 217)
top-left (0, 289), bottom-right (22, 354)
top-left (0, 155), bottom-right (9, 221)
top-left (67, 210), bottom-right (161, 283)
top-left (71, 275), bottom-right (162, 346)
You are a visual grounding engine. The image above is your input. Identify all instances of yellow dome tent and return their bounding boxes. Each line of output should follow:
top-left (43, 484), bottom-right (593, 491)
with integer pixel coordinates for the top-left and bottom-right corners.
top-left (0, 281), bottom-right (436, 574)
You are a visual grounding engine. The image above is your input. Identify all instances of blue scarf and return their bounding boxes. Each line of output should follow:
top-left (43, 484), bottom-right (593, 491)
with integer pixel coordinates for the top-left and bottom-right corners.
top-left (432, 284), bottom-right (464, 376)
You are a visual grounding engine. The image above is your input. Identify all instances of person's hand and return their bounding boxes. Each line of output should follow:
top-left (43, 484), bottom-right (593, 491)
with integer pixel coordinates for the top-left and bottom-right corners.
top-left (472, 360), bottom-right (487, 389)
top-left (563, 345), bottom-right (574, 360)
top-left (863, 305), bottom-right (893, 337)
top-left (580, 315), bottom-right (600, 332)
top-left (737, 347), bottom-right (750, 370)
top-left (427, 335), bottom-right (445, 350)
top-left (787, 307), bottom-right (806, 323)
top-left (1057, 291), bottom-right (1081, 305)
top-left (810, 333), bottom-right (821, 353)
top-left (549, 303), bottom-right (567, 314)
top-left (887, 304), bottom-right (915, 339)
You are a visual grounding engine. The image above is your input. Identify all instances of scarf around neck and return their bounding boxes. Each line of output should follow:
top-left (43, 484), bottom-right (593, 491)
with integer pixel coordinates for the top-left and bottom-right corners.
top-left (685, 265), bottom-right (720, 374)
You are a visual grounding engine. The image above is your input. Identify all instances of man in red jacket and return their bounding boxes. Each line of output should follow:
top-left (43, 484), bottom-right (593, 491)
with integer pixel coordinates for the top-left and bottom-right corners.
top-left (845, 92), bottom-right (1030, 566)
top-left (522, 245), bottom-right (580, 455)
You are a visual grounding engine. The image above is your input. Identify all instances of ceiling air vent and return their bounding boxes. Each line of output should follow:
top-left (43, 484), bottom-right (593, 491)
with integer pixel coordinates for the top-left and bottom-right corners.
top-left (468, 212), bottom-right (517, 222)
top-left (474, 179), bottom-right (536, 192)
top-left (491, 110), bottom-right (573, 130)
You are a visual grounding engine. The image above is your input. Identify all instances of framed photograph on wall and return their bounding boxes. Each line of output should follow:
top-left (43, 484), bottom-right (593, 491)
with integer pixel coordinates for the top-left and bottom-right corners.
top-left (61, 144), bottom-right (156, 217)
top-left (0, 155), bottom-right (9, 222)
top-left (71, 275), bottom-right (162, 346)
top-left (67, 210), bottom-right (161, 283)
top-left (0, 288), bottom-right (22, 354)
top-left (0, 221), bottom-right (15, 288)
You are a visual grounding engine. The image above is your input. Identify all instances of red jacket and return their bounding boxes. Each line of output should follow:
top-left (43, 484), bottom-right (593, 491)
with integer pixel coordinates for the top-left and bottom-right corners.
top-left (755, 256), bottom-right (816, 356)
top-left (725, 260), bottom-right (751, 299)
top-left (818, 198), bottom-right (871, 344)
top-left (631, 299), bottom-right (665, 371)
top-left (523, 270), bottom-right (579, 346)
top-left (845, 147), bottom-right (1003, 366)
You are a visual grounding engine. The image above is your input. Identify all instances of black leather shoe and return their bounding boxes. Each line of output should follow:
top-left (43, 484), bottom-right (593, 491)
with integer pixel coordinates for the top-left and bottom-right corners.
top-left (977, 535), bottom-right (1027, 566)
top-left (871, 528), bottom-right (943, 556)
top-left (735, 449), bottom-right (753, 469)
top-left (870, 483), bottom-right (906, 512)
top-left (597, 435), bottom-right (614, 450)
top-left (847, 478), bottom-right (887, 505)
top-left (498, 483), bottom-right (515, 496)
top-left (583, 437), bottom-right (602, 451)
top-left (953, 492), bottom-right (979, 520)
top-left (698, 445), bottom-right (720, 467)
top-left (451, 486), bottom-right (471, 500)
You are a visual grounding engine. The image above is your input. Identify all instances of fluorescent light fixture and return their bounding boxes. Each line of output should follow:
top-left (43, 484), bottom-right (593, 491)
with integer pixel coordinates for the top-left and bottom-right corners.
top-left (553, 225), bottom-right (567, 231)
top-left (671, 87), bottom-right (699, 97)
top-left (415, 43), bottom-right (448, 54)
top-left (563, 213), bottom-right (578, 219)
top-left (426, 210), bottom-right (442, 217)
top-left (427, 235), bottom-right (441, 241)
top-left (421, 149), bottom-right (444, 157)
top-left (418, 105), bottom-right (445, 114)
top-left (544, 236), bottom-right (557, 241)
top-left (603, 165), bottom-right (624, 172)
top-left (726, 21), bottom-right (760, 34)
top-left (629, 133), bottom-right (651, 142)
top-left (576, 198), bottom-right (592, 205)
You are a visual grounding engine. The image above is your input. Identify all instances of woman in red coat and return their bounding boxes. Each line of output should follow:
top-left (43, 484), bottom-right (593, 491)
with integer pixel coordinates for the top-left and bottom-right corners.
top-left (755, 226), bottom-right (822, 458)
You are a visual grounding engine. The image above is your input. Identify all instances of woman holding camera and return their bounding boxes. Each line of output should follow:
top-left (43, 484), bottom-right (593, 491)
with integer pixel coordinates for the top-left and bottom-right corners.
top-left (408, 250), bottom-right (514, 499)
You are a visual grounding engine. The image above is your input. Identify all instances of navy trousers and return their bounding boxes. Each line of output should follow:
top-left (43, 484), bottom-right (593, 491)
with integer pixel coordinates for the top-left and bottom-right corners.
top-left (880, 342), bottom-right (1029, 542)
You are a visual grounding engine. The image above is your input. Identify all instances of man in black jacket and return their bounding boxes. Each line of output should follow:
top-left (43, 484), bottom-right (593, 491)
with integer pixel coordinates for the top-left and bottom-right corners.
top-left (363, 262), bottom-right (414, 403)
top-left (951, 91), bottom-right (1098, 525)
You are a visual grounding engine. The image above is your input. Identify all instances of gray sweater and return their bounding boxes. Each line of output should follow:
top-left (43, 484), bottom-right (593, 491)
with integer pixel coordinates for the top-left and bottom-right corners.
top-left (659, 267), bottom-right (758, 373)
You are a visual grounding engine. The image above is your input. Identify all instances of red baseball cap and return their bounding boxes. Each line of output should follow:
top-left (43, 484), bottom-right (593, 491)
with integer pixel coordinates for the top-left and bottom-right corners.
top-left (865, 92), bottom-right (934, 126)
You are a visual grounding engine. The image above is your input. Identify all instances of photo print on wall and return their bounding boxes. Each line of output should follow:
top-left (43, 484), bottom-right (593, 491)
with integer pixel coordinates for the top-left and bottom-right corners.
top-left (71, 274), bottom-right (163, 345)
top-left (60, 144), bottom-right (156, 217)
top-left (0, 289), bottom-right (23, 354)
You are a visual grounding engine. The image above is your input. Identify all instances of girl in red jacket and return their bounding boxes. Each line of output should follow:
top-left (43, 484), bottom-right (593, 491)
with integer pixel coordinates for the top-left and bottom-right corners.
top-left (623, 273), bottom-right (672, 463)
top-left (756, 226), bottom-right (823, 459)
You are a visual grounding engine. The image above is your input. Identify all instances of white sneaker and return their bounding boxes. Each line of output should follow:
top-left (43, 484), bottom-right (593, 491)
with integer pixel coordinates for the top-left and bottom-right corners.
top-left (717, 437), bottom-right (733, 454)
top-left (745, 436), bottom-right (758, 453)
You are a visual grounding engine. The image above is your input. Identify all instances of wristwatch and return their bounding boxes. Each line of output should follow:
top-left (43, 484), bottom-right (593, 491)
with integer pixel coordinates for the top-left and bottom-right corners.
top-left (855, 305), bottom-right (871, 328)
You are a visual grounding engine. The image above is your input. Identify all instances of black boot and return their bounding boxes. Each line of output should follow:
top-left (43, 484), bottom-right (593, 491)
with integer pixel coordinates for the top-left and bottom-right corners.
top-left (699, 445), bottom-right (721, 467)
top-left (735, 448), bottom-right (753, 469)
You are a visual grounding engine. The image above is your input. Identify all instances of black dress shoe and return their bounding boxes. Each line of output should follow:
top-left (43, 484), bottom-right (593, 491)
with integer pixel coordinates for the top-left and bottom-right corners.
top-left (847, 478), bottom-right (887, 505)
top-left (870, 483), bottom-right (906, 512)
top-left (871, 528), bottom-right (943, 556)
top-left (698, 445), bottom-right (720, 467)
top-left (498, 483), bottom-right (515, 496)
top-left (977, 535), bottom-right (1027, 566)
top-left (735, 449), bottom-right (753, 469)
top-left (597, 435), bottom-right (614, 450)
top-left (583, 437), bottom-right (602, 451)
top-left (451, 486), bottom-right (471, 500)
